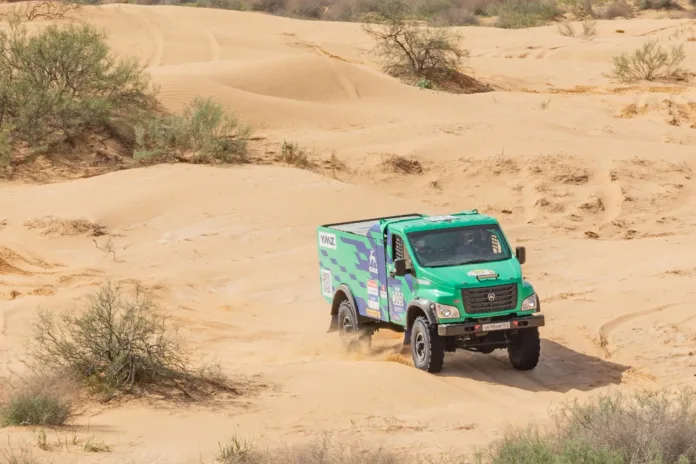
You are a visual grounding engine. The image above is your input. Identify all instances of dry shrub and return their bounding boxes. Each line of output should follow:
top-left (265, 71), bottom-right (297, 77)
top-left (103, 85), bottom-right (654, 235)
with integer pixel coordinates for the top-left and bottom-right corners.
top-left (362, 0), bottom-right (490, 93)
top-left (489, 0), bottom-right (561, 29)
top-left (638, 0), bottom-right (680, 10)
top-left (0, 441), bottom-right (37, 464)
top-left (597, 0), bottom-right (634, 19)
top-left (0, 0), bottom-right (81, 21)
top-left (24, 216), bottom-right (106, 237)
top-left (611, 40), bottom-right (687, 82)
top-left (380, 153), bottom-right (423, 174)
top-left (363, 0), bottom-right (467, 82)
top-left (26, 282), bottom-right (235, 400)
top-left (557, 19), bottom-right (596, 39)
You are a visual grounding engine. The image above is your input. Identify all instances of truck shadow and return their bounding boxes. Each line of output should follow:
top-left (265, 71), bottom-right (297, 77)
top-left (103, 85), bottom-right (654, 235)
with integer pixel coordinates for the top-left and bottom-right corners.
top-left (435, 339), bottom-right (631, 393)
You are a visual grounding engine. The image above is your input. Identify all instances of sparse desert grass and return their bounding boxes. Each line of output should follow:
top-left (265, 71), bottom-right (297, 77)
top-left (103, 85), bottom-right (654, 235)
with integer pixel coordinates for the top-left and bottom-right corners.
top-left (275, 140), bottom-right (317, 169)
top-left (24, 216), bottom-right (106, 237)
top-left (0, 440), bottom-right (38, 464)
top-left (610, 39), bottom-right (687, 82)
top-left (557, 18), bottom-right (598, 39)
top-left (481, 388), bottom-right (696, 464)
top-left (380, 153), bottom-right (424, 174)
top-left (212, 389), bottom-right (696, 464)
top-left (134, 97), bottom-right (251, 164)
top-left (26, 281), bottom-right (236, 400)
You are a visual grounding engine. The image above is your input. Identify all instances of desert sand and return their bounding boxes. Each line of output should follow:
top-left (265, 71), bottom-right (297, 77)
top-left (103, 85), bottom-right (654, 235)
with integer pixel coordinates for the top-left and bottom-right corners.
top-left (1, 4), bottom-right (696, 463)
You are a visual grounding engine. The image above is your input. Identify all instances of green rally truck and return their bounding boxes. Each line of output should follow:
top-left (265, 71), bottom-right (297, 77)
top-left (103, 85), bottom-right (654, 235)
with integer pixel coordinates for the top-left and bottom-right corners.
top-left (317, 210), bottom-right (544, 373)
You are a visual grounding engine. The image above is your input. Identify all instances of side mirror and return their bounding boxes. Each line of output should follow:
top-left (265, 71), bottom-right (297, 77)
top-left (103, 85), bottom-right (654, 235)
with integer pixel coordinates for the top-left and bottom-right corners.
top-left (393, 258), bottom-right (408, 277)
top-left (515, 246), bottom-right (526, 265)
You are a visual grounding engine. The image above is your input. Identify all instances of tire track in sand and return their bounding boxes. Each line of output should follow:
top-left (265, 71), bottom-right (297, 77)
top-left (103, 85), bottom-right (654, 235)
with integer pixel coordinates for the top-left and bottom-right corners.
top-left (125, 7), bottom-right (164, 68)
top-left (598, 303), bottom-right (677, 357)
top-left (205, 29), bottom-right (220, 62)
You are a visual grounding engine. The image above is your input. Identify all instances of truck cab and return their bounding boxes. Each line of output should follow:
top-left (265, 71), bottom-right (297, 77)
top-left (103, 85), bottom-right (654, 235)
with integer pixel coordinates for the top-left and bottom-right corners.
top-left (317, 211), bottom-right (544, 373)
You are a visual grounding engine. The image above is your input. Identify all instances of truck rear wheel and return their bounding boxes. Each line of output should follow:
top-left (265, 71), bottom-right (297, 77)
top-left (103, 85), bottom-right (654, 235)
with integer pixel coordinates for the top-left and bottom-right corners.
top-left (411, 316), bottom-right (445, 373)
top-left (337, 300), bottom-right (371, 350)
top-left (507, 327), bottom-right (540, 370)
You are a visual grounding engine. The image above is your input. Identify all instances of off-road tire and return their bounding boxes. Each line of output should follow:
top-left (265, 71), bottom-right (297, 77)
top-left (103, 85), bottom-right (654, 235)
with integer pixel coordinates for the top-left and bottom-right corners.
top-left (507, 327), bottom-right (541, 370)
top-left (410, 316), bottom-right (445, 373)
top-left (337, 300), bottom-right (371, 350)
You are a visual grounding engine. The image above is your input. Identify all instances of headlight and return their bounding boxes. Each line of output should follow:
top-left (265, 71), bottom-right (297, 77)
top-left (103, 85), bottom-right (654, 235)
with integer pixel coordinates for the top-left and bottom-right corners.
top-left (435, 303), bottom-right (460, 319)
top-left (522, 293), bottom-right (538, 311)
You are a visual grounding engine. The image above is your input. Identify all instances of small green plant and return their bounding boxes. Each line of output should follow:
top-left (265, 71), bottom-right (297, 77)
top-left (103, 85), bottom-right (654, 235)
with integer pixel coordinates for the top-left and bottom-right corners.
top-left (416, 77), bottom-right (433, 89)
top-left (134, 97), bottom-right (251, 164)
top-left (611, 40), bottom-right (687, 82)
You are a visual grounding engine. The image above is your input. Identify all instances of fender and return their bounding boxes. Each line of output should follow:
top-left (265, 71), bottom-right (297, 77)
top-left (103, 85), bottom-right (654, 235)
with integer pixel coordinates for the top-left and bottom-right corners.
top-left (403, 298), bottom-right (438, 345)
top-left (327, 284), bottom-right (359, 333)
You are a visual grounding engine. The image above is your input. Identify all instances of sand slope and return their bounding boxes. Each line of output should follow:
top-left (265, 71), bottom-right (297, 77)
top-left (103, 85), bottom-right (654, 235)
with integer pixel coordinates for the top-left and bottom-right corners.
top-left (1, 5), bottom-right (696, 463)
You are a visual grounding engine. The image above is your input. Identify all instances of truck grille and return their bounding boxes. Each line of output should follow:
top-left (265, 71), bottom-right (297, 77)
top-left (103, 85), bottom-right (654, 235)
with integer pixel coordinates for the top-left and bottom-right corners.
top-left (461, 284), bottom-right (518, 315)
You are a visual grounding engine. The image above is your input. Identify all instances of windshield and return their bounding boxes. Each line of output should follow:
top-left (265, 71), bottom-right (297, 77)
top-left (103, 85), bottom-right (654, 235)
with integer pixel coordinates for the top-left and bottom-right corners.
top-left (406, 225), bottom-right (511, 268)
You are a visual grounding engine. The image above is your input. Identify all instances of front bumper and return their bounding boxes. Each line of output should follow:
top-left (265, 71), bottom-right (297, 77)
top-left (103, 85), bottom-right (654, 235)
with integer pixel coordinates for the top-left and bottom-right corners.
top-left (437, 314), bottom-right (545, 337)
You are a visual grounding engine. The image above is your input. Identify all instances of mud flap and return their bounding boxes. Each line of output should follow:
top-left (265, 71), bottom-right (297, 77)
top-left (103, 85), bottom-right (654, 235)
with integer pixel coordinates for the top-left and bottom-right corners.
top-left (327, 313), bottom-right (338, 333)
top-left (403, 327), bottom-right (412, 345)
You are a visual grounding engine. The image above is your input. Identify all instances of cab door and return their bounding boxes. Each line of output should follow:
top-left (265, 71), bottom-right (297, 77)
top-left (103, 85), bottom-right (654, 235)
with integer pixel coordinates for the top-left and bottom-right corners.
top-left (385, 230), bottom-right (416, 326)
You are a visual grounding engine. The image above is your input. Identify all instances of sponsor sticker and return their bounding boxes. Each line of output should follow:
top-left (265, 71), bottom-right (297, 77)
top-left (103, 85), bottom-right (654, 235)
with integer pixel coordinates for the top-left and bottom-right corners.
top-left (321, 268), bottom-right (333, 297)
top-left (368, 249), bottom-right (379, 275)
top-left (318, 231), bottom-right (337, 250)
top-left (367, 279), bottom-right (380, 313)
top-left (366, 309), bottom-right (381, 319)
top-left (425, 215), bottom-right (456, 222)
top-left (467, 269), bottom-right (496, 277)
top-left (379, 290), bottom-right (388, 300)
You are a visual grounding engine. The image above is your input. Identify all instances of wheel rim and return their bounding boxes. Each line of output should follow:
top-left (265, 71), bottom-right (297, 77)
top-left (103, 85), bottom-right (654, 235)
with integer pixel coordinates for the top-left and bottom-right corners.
top-left (414, 331), bottom-right (427, 362)
top-left (341, 314), bottom-right (354, 334)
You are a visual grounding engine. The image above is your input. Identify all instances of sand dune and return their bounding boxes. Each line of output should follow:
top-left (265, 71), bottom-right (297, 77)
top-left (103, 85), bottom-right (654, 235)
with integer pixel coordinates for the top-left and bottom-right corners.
top-left (1, 4), bottom-right (696, 463)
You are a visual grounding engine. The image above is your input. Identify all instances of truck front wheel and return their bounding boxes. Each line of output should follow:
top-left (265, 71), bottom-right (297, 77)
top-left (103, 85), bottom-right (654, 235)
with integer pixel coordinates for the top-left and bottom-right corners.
top-left (337, 300), bottom-right (371, 350)
top-left (507, 327), bottom-right (541, 370)
top-left (411, 316), bottom-right (445, 373)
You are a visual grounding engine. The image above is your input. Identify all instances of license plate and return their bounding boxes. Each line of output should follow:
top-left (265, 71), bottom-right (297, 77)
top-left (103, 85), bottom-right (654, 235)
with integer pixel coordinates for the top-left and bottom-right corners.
top-left (481, 321), bottom-right (511, 331)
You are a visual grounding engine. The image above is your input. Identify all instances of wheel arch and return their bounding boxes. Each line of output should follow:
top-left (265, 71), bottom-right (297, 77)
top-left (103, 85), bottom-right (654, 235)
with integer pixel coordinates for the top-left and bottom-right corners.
top-left (328, 284), bottom-right (358, 332)
top-left (405, 299), bottom-right (438, 330)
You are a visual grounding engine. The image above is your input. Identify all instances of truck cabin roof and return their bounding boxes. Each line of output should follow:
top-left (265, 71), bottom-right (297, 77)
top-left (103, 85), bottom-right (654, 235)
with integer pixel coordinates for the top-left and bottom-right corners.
top-left (385, 213), bottom-right (500, 235)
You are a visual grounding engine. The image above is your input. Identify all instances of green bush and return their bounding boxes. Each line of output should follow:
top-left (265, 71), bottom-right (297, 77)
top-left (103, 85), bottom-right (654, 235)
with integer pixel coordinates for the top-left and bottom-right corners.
top-left (490, 0), bottom-right (561, 28)
top-left (197, 0), bottom-right (247, 9)
top-left (134, 97), bottom-right (251, 164)
top-left (0, 19), bottom-right (154, 148)
top-left (611, 40), bottom-right (686, 82)
top-left (0, 374), bottom-right (75, 427)
top-left (0, 394), bottom-right (71, 427)
top-left (481, 389), bottom-right (696, 464)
